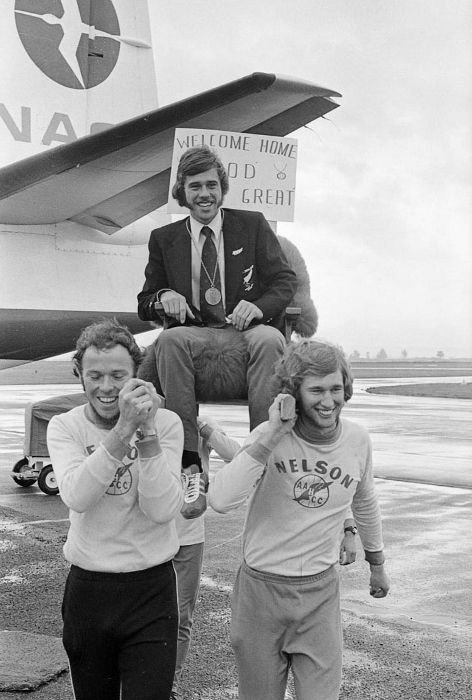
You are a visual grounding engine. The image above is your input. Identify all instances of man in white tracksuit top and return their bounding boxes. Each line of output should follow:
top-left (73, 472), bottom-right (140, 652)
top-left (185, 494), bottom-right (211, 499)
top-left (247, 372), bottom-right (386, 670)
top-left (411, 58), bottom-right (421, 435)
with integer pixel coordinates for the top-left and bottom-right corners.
top-left (210, 339), bottom-right (390, 700)
top-left (47, 320), bottom-right (184, 700)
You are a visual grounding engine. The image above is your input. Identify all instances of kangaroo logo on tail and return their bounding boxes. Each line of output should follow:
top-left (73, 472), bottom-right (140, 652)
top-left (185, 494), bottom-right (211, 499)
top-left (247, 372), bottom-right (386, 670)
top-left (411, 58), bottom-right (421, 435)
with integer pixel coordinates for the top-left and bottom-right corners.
top-left (15, 0), bottom-right (121, 89)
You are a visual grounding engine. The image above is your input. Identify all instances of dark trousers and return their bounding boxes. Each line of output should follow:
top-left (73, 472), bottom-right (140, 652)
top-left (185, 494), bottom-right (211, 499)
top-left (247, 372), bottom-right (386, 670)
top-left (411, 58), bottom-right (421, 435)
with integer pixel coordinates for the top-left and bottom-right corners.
top-left (62, 561), bottom-right (178, 700)
top-left (155, 324), bottom-right (285, 451)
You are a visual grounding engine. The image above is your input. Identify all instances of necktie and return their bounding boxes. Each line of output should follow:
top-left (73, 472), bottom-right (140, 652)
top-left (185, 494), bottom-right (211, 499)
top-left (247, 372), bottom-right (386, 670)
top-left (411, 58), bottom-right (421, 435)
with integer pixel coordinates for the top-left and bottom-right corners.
top-left (199, 226), bottom-right (226, 326)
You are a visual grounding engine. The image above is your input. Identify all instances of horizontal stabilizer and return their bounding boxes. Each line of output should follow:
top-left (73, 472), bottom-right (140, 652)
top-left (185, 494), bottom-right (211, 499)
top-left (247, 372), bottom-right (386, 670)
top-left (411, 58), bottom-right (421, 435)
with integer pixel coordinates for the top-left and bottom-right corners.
top-left (0, 72), bottom-right (340, 232)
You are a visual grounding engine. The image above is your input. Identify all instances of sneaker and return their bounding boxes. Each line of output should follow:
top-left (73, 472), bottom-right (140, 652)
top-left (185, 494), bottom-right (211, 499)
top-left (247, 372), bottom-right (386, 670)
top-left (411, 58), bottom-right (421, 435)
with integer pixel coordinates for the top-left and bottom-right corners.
top-left (180, 464), bottom-right (208, 519)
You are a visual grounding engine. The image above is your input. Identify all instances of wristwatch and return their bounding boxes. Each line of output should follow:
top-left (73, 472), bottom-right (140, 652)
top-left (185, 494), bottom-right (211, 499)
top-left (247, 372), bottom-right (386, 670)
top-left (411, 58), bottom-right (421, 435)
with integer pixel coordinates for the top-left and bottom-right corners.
top-left (344, 525), bottom-right (358, 536)
top-left (136, 429), bottom-right (157, 441)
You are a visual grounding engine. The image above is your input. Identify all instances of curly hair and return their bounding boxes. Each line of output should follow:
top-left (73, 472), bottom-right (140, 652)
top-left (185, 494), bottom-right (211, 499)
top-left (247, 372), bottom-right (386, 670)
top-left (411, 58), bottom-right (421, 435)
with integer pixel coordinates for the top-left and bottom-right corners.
top-left (171, 145), bottom-right (229, 207)
top-left (272, 339), bottom-right (354, 402)
top-left (72, 319), bottom-right (143, 377)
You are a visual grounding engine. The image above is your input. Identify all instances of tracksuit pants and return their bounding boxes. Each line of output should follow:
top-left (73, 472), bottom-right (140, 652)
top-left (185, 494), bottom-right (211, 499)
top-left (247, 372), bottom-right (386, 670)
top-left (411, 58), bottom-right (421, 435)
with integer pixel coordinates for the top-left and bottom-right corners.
top-left (62, 560), bottom-right (178, 700)
top-left (231, 561), bottom-right (343, 700)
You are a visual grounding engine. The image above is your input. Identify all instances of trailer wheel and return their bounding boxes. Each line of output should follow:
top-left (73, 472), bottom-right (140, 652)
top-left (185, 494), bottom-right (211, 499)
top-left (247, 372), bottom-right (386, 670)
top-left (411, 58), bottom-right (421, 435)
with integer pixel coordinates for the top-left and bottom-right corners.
top-left (12, 458), bottom-right (36, 487)
top-left (37, 465), bottom-right (59, 496)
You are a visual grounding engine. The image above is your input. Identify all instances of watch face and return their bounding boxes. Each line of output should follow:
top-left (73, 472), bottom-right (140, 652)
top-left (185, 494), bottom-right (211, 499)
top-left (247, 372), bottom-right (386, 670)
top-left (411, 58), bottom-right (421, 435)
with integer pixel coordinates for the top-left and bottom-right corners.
top-left (345, 526), bottom-right (358, 535)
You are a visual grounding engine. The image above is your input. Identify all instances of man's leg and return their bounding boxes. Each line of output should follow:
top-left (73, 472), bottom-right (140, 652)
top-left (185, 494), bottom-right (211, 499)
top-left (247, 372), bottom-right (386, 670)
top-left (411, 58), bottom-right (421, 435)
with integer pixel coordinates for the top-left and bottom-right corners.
top-left (172, 543), bottom-right (205, 699)
top-left (230, 563), bottom-right (290, 700)
top-left (244, 325), bottom-right (285, 430)
top-left (155, 327), bottom-right (209, 453)
top-left (62, 569), bottom-right (121, 700)
top-left (119, 561), bottom-right (179, 700)
top-left (287, 567), bottom-right (343, 700)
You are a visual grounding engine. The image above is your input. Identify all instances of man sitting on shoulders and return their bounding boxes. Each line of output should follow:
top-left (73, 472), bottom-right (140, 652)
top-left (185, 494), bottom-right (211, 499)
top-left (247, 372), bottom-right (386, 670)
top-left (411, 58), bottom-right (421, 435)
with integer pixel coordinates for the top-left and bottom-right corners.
top-left (137, 145), bottom-right (297, 475)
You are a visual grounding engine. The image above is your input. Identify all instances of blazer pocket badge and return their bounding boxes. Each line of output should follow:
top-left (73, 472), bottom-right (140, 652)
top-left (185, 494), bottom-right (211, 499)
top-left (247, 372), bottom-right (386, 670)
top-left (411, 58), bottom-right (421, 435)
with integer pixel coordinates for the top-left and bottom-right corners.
top-left (242, 265), bottom-right (254, 292)
top-left (232, 247), bottom-right (243, 256)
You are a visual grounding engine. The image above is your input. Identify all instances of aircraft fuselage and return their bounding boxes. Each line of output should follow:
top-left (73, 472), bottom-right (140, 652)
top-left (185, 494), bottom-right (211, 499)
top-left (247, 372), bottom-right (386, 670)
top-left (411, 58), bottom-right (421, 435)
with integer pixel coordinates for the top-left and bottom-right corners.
top-left (0, 101), bottom-right (114, 148)
top-left (0, 222), bottom-right (151, 366)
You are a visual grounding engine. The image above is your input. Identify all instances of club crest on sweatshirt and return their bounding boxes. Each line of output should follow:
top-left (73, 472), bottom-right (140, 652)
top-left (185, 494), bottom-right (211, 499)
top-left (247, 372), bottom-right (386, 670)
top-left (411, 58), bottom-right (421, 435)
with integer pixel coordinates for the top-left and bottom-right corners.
top-left (86, 442), bottom-right (136, 496)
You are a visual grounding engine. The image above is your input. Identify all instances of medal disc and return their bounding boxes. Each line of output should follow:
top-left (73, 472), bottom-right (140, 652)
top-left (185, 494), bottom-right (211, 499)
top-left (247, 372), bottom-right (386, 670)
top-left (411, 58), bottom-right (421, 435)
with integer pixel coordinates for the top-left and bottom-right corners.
top-left (205, 287), bottom-right (222, 305)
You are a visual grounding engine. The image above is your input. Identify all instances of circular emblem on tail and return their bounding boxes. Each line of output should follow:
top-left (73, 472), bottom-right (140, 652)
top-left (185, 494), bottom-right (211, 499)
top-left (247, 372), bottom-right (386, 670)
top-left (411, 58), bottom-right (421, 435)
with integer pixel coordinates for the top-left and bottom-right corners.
top-left (15, 0), bottom-right (120, 89)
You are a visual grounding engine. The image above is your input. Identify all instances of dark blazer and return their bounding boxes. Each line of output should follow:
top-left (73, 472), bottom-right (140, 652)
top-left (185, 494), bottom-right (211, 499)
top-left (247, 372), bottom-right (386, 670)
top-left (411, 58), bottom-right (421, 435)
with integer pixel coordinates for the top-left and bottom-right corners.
top-left (137, 208), bottom-right (297, 332)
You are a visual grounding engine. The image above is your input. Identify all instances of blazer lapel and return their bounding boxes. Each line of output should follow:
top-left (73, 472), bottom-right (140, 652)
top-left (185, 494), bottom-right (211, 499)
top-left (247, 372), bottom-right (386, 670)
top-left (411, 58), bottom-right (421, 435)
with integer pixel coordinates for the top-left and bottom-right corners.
top-left (165, 218), bottom-right (193, 301)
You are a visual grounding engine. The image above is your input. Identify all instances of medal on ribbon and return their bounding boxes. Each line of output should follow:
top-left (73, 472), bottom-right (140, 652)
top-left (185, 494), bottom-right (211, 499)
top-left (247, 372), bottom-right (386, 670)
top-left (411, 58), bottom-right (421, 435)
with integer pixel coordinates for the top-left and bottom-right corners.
top-left (205, 286), bottom-right (222, 305)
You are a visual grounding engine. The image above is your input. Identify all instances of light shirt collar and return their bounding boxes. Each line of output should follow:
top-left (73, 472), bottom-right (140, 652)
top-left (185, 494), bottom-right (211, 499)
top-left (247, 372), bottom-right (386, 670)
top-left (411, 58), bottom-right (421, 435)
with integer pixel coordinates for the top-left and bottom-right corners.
top-left (189, 209), bottom-right (223, 242)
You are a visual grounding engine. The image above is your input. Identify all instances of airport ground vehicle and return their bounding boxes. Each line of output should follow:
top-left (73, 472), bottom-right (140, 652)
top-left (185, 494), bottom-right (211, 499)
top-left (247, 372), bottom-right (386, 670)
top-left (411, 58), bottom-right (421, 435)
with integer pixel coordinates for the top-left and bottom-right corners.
top-left (11, 393), bottom-right (86, 495)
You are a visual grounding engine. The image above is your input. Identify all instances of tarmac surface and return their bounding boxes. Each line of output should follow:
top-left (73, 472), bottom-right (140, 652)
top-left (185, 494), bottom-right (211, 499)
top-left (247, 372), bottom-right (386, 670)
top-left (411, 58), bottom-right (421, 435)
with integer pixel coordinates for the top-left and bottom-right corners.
top-left (0, 377), bottom-right (471, 698)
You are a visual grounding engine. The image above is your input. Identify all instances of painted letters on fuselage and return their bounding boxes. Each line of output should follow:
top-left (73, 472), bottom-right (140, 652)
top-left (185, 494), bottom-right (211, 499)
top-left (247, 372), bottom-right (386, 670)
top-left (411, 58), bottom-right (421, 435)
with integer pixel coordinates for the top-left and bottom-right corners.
top-left (0, 103), bottom-right (113, 146)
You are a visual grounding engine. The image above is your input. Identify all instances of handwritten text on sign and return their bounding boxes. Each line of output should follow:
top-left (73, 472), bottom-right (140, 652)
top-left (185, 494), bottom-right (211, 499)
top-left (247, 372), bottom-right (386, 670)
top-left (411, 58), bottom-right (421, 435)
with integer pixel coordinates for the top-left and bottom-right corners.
top-left (167, 129), bottom-right (297, 222)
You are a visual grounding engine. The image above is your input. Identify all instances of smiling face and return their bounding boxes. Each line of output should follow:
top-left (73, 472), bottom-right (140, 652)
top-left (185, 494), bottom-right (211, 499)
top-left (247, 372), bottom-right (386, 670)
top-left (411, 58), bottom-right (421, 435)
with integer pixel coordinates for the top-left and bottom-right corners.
top-left (80, 344), bottom-right (135, 428)
top-left (297, 370), bottom-right (345, 435)
top-left (183, 167), bottom-right (223, 224)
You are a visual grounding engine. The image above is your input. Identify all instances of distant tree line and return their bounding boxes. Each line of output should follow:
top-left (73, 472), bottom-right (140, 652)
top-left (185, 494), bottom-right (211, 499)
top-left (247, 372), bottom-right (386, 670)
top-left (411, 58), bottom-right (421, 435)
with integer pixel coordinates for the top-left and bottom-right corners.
top-left (348, 349), bottom-right (448, 360)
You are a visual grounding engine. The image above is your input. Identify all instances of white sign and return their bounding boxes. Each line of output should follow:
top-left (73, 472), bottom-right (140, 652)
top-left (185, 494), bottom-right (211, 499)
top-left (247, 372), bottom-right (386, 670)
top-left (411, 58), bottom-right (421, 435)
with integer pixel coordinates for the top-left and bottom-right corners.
top-left (167, 128), bottom-right (297, 222)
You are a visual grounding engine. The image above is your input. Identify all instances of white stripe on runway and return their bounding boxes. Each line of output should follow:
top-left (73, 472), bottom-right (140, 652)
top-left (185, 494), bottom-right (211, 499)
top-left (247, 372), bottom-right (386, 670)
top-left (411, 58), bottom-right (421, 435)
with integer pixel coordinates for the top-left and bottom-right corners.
top-left (0, 518), bottom-right (69, 530)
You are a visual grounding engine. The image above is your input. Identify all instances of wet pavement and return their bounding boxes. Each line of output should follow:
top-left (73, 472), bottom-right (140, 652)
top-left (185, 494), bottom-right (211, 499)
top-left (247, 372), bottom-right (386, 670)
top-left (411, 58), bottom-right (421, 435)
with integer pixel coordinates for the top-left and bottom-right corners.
top-left (1, 377), bottom-right (471, 497)
top-left (0, 378), bottom-right (471, 697)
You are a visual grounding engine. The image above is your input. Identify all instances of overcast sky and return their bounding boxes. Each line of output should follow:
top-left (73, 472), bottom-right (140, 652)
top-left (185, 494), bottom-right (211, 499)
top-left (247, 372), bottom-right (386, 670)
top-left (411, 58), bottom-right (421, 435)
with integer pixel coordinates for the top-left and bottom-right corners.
top-left (148, 0), bottom-right (471, 358)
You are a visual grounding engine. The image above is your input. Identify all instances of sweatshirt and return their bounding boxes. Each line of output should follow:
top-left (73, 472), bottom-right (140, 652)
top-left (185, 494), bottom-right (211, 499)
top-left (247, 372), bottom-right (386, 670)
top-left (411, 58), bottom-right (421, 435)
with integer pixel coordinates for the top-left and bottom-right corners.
top-left (209, 418), bottom-right (383, 576)
top-left (47, 404), bottom-right (183, 572)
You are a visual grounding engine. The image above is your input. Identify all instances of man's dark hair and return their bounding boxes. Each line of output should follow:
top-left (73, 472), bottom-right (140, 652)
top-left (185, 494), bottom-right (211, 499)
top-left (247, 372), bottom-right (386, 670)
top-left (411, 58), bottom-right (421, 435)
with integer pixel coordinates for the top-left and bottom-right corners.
top-left (72, 319), bottom-right (143, 377)
top-left (272, 339), bottom-right (354, 402)
top-left (171, 145), bottom-right (229, 207)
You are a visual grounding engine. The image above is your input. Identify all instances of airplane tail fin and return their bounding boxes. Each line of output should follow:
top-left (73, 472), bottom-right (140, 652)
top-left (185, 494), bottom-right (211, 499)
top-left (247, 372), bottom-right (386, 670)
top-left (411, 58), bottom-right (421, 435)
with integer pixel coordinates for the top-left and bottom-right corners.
top-left (0, 0), bottom-right (157, 168)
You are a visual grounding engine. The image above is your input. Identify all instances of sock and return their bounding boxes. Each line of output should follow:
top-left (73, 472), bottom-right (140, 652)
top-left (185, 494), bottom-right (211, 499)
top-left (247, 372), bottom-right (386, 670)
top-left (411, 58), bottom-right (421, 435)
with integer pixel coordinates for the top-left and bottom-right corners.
top-left (182, 450), bottom-right (202, 470)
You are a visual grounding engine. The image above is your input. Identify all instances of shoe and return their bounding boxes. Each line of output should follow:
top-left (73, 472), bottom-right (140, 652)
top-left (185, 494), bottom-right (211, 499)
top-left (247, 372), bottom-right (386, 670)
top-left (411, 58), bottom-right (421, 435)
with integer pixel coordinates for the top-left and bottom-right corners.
top-left (180, 464), bottom-right (208, 519)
